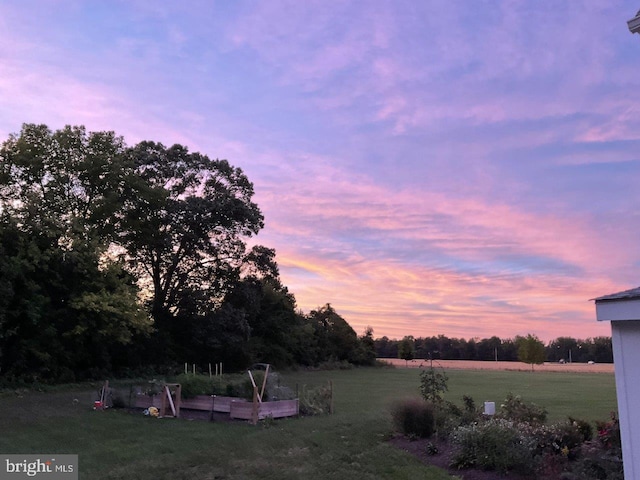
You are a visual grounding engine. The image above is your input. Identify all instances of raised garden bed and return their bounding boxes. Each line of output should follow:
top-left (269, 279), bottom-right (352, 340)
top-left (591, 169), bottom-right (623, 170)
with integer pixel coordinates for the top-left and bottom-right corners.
top-left (133, 393), bottom-right (298, 421)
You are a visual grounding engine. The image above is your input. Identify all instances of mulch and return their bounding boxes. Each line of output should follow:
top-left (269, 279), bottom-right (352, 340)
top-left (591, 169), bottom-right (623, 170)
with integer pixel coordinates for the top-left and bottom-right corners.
top-left (389, 435), bottom-right (532, 480)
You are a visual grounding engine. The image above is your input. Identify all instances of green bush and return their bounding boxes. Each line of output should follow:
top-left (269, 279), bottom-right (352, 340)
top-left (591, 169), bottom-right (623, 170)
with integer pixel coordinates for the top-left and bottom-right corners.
top-left (567, 440), bottom-right (623, 480)
top-left (175, 374), bottom-right (214, 398)
top-left (569, 416), bottom-right (593, 442)
top-left (173, 373), bottom-right (265, 399)
top-left (299, 384), bottom-right (333, 415)
top-left (497, 392), bottom-right (547, 424)
top-left (390, 397), bottom-right (436, 438)
top-left (450, 418), bottom-right (538, 474)
top-left (536, 418), bottom-right (593, 459)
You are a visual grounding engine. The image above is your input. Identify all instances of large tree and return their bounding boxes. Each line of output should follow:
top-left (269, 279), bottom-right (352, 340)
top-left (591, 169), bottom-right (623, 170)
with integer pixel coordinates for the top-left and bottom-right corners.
top-left (0, 124), bottom-right (265, 377)
top-left (121, 141), bottom-right (264, 326)
top-left (0, 219), bottom-right (149, 381)
top-left (0, 125), bottom-right (148, 381)
top-left (0, 124), bottom-right (132, 245)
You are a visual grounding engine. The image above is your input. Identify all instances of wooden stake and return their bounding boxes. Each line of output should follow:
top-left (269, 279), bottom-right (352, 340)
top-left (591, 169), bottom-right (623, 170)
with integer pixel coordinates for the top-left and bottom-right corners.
top-left (251, 386), bottom-right (259, 425)
top-left (329, 380), bottom-right (334, 415)
top-left (209, 363), bottom-right (212, 378)
top-left (260, 364), bottom-right (270, 403)
top-left (166, 386), bottom-right (176, 417)
top-left (175, 385), bottom-right (181, 418)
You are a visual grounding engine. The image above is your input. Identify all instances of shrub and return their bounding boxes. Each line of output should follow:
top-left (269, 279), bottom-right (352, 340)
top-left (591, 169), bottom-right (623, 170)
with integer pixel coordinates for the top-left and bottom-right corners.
top-left (264, 372), bottom-right (296, 401)
top-left (595, 412), bottom-right (621, 451)
top-left (450, 418), bottom-right (538, 474)
top-left (568, 416), bottom-right (593, 442)
top-left (460, 395), bottom-right (482, 425)
top-left (175, 374), bottom-right (214, 398)
top-left (390, 397), bottom-right (436, 438)
top-left (299, 384), bottom-right (333, 415)
top-left (497, 392), bottom-right (547, 425)
top-left (536, 420), bottom-right (587, 460)
top-left (172, 373), bottom-right (265, 400)
top-left (567, 439), bottom-right (623, 480)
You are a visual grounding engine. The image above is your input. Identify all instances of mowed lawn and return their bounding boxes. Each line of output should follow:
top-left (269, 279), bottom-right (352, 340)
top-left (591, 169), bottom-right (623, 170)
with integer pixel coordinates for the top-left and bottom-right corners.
top-left (0, 367), bottom-right (617, 479)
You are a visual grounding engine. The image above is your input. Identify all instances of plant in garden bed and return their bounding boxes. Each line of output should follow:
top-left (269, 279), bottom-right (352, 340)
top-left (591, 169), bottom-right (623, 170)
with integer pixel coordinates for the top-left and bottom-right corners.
top-left (395, 370), bottom-right (624, 479)
top-left (171, 372), bottom-right (295, 401)
top-left (535, 418), bottom-right (592, 460)
top-left (419, 365), bottom-right (448, 405)
top-left (449, 418), bottom-right (539, 474)
top-left (567, 411), bottom-right (623, 480)
top-left (567, 437), bottom-right (623, 480)
top-left (496, 392), bottom-right (547, 424)
top-left (390, 397), bottom-right (436, 439)
top-left (299, 383), bottom-right (333, 415)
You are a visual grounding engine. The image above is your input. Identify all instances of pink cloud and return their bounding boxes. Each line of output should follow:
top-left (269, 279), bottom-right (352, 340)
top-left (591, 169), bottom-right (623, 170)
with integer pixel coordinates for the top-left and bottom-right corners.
top-left (239, 147), bottom-right (636, 341)
top-left (274, 244), bottom-right (616, 342)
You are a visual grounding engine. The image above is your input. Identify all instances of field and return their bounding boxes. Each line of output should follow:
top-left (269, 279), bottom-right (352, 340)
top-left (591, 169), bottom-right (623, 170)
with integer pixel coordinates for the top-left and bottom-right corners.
top-left (0, 365), bottom-right (617, 479)
top-left (383, 358), bottom-right (615, 374)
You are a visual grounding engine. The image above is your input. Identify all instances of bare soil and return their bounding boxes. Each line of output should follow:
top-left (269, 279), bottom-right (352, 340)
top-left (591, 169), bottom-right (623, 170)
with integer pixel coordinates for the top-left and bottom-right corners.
top-left (381, 358), bottom-right (613, 374)
top-left (390, 435), bottom-right (532, 480)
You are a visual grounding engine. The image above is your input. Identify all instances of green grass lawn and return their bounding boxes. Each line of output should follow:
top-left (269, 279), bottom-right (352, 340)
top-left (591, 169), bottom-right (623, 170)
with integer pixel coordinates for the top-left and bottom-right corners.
top-left (0, 367), bottom-right (617, 479)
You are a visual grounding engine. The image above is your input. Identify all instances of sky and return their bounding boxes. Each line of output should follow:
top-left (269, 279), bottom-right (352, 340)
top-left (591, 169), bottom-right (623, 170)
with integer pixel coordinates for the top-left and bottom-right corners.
top-left (2, 1), bottom-right (640, 343)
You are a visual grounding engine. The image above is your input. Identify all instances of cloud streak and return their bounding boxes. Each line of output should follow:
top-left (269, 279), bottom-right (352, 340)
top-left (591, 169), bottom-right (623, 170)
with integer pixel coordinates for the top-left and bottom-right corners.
top-left (2, 0), bottom-right (639, 342)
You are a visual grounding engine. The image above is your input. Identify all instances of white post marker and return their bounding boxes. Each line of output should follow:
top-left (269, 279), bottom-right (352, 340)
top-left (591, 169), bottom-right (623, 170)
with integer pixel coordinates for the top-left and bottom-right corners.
top-left (483, 401), bottom-right (495, 416)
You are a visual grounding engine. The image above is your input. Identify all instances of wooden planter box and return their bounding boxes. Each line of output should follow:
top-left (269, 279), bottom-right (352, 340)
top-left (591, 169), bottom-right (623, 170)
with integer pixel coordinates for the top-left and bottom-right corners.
top-left (230, 398), bottom-right (299, 420)
top-left (133, 393), bottom-right (298, 420)
top-left (180, 395), bottom-right (247, 413)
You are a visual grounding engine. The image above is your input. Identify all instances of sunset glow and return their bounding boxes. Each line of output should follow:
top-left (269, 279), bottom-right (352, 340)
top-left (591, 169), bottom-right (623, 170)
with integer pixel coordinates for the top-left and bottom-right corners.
top-left (2, 1), bottom-right (639, 342)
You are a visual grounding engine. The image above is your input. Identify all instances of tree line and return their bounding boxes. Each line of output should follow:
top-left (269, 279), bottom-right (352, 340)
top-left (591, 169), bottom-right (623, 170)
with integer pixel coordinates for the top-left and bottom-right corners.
top-left (0, 124), bottom-right (375, 383)
top-left (377, 334), bottom-right (613, 364)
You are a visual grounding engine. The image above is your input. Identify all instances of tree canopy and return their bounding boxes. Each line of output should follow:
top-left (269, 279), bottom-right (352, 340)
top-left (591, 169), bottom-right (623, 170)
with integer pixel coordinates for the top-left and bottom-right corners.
top-left (0, 124), bottom-right (376, 382)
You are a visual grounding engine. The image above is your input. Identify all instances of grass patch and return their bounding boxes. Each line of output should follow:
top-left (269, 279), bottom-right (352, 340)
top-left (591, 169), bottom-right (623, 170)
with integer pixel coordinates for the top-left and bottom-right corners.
top-left (443, 369), bottom-right (616, 423)
top-left (1, 367), bottom-right (616, 479)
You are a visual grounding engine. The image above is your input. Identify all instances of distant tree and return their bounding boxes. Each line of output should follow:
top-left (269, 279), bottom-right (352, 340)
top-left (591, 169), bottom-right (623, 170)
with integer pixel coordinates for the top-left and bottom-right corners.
top-left (308, 304), bottom-right (359, 364)
top-left (353, 327), bottom-right (377, 366)
top-left (374, 336), bottom-right (396, 358)
top-left (588, 336), bottom-right (613, 363)
top-left (516, 334), bottom-right (546, 371)
top-left (546, 336), bottom-right (578, 363)
top-left (398, 336), bottom-right (415, 366)
top-left (501, 338), bottom-right (519, 361)
top-left (477, 336), bottom-right (502, 361)
top-left (435, 334), bottom-right (453, 359)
